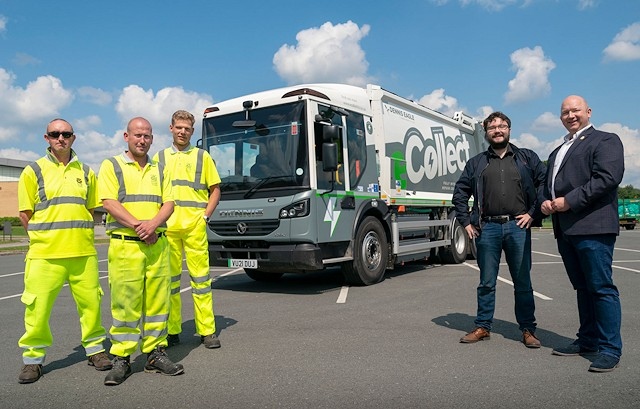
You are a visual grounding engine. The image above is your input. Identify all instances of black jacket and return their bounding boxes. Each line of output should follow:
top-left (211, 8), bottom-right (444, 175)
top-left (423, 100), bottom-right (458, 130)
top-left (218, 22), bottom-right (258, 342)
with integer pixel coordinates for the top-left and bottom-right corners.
top-left (453, 143), bottom-right (547, 229)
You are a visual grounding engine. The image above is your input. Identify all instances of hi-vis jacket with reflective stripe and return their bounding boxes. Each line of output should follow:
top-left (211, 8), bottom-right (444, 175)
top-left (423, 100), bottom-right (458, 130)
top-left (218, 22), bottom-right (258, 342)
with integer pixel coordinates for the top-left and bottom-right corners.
top-left (97, 153), bottom-right (174, 236)
top-left (154, 145), bottom-right (221, 230)
top-left (18, 149), bottom-right (98, 259)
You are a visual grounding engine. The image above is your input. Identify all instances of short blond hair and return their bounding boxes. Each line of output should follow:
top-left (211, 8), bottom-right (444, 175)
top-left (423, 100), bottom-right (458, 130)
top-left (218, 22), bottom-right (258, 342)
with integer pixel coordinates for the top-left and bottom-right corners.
top-left (171, 110), bottom-right (195, 126)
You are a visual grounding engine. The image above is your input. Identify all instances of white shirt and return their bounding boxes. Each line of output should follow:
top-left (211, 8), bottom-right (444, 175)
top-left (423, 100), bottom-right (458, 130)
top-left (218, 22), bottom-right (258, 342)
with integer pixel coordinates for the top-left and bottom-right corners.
top-left (551, 124), bottom-right (592, 199)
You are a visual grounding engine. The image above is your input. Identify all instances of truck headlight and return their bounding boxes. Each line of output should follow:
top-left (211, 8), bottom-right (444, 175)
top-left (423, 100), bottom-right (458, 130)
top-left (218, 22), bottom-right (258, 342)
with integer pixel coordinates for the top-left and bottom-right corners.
top-left (279, 199), bottom-right (310, 219)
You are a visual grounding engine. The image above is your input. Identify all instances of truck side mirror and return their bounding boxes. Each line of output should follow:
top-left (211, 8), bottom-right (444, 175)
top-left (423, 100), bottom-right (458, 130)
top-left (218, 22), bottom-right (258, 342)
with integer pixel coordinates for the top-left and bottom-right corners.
top-left (322, 125), bottom-right (340, 142)
top-left (322, 143), bottom-right (338, 172)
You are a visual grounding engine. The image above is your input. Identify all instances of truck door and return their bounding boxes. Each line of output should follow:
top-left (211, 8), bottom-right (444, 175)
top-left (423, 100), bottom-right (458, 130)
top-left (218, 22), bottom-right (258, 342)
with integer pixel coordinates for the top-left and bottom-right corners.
top-left (314, 104), bottom-right (354, 244)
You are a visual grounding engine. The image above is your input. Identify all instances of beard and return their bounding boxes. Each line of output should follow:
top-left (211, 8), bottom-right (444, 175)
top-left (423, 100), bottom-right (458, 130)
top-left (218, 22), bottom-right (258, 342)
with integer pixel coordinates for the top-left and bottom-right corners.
top-left (488, 135), bottom-right (509, 150)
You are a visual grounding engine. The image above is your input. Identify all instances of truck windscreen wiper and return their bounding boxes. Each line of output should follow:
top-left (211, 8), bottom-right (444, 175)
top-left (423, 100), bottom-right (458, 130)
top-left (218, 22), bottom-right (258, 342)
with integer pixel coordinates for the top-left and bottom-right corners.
top-left (243, 176), bottom-right (292, 199)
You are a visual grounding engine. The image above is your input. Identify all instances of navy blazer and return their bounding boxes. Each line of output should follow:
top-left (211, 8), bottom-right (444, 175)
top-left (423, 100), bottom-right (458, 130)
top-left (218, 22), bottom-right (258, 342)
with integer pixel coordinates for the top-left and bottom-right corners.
top-left (544, 126), bottom-right (624, 237)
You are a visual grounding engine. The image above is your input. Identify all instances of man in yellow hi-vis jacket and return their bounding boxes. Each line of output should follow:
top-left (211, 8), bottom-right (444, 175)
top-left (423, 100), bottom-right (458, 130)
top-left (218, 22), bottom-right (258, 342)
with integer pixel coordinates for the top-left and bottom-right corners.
top-left (99, 117), bottom-right (183, 386)
top-left (17, 119), bottom-right (111, 384)
top-left (154, 110), bottom-right (221, 349)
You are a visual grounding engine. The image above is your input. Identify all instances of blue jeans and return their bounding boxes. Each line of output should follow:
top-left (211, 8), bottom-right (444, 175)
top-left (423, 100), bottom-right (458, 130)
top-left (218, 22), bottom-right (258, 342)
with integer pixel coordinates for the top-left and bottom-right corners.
top-left (475, 220), bottom-right (536, 332)
top-left (557, 234), bottom-right (622, 358)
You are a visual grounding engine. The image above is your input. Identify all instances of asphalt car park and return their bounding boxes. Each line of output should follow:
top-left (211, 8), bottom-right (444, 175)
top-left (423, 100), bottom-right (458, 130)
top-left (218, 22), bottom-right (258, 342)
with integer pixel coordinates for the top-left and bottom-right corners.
top-left (0, 229), bottom-right (638, 408)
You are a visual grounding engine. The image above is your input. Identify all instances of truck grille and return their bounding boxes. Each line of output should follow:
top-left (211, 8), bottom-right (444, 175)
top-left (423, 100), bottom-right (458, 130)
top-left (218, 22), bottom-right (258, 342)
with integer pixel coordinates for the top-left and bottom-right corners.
top-left (209, 219), bottom-right (280, 236)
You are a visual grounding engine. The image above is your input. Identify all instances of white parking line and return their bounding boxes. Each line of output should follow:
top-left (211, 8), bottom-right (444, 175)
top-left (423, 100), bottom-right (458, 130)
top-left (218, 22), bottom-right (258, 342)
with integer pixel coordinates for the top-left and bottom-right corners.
top-left (615, 247), bottom-right (640, 253)
top-left (336, 286), bottom-right (349, 304)
top-left (463, 262), bottom-right (553, 300)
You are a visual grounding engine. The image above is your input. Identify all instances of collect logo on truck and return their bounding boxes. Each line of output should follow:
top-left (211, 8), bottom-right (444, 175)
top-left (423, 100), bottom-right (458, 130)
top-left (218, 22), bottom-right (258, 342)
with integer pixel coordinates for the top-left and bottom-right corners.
top-left (388, 127), bottom-right (472, 192)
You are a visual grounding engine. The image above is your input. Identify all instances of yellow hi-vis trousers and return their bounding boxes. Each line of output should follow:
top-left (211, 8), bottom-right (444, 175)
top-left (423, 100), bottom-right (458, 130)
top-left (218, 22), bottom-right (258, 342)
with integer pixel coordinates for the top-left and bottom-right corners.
top-left (107, 235), bottom-right (170, 356)
top-left (166, 217), bottom-right (215, 337)
top-left (19, 256), bottom-right (107, 365)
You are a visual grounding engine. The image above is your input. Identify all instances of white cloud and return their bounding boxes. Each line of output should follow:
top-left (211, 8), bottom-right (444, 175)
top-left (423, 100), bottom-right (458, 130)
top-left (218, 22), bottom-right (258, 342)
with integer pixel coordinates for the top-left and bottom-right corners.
top-left (431, 0), bottom-right (596, 10)
top-left (603, 22), bottom-right (640, 62)
top-left (12, 52), bottom-right (40, 66)
top-left (115, 85), bottom-right (213, 128)
top-left (504, 46), bottom-right (555, 104)
top-left (531, 111), bottom-right (563, 132)
top-left (78, 86), bottom-right (113, 106)
top-left (0, 147), bottom-right (39, 162)
top-left (474, 106), bottom-right (495, 123)
top-left (0, 126), bottom-right (21, 143)
top-left (0, 69), bottom-right (73, 124)
top-left (273, 21), bottom-right (372, 86)
top-left (459, 0), bottom-right (517, 11)
top-left (600, 122), bottom-right (640, 187)
top-left (510, 132), bottom-right (564, 159)
top-left (74, 115), bottom-right (102, 132)
top-left (417, 89), bottom-right (463, 117)
top-left (577, 0), bottom-right (597, 10)
top-left (0, 15), bottom-right (7, 33)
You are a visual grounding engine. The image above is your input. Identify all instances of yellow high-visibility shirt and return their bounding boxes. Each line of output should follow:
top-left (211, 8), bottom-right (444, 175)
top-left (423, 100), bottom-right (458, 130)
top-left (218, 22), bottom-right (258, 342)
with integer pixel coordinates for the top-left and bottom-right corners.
top-left (98, 153), bottom-right (173, 236)
top-left (154, 145), bottom-right (221, 230)
top-left (18, 149), bottom-right (98, 259)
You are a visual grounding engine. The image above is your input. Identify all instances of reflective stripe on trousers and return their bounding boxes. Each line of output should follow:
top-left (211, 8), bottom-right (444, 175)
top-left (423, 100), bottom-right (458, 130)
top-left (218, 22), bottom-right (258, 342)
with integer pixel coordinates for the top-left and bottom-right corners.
top-left (19, 256), bottom-right (107, 364)
top-left (166, 217), bottom-right (215, 336)
top-left (107, 235), bottom-right (171, 356)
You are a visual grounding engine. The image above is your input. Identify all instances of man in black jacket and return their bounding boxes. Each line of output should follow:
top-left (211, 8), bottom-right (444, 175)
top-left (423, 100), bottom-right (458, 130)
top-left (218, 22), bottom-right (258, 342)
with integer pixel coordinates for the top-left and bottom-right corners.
top-left (453, 111), bottom-right (546, 348)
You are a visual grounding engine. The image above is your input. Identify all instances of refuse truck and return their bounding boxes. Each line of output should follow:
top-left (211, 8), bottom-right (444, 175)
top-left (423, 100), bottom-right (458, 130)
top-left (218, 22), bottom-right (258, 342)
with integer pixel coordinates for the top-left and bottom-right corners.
top-left (618, 199), bottom-right (639, 230)
top-left (199, 83), bottom-right (487, 285)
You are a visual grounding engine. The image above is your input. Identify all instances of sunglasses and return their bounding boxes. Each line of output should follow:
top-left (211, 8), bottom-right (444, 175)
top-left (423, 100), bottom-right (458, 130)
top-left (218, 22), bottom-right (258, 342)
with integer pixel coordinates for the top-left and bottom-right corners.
top-left (47, 131), bottom-right (74, 139)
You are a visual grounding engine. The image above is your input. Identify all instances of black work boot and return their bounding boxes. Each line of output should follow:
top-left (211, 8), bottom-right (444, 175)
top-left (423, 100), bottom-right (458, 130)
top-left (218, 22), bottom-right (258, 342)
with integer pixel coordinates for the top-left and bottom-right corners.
top-left (104, 356), bottom-right (131, 386)
top-left (144, 347), bottom-right (184, 376)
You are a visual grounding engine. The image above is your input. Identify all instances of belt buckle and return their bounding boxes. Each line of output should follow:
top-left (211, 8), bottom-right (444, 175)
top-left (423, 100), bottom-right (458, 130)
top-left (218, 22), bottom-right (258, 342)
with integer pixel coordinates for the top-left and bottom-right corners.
top-left (498, 215), bottom-right (510, 223)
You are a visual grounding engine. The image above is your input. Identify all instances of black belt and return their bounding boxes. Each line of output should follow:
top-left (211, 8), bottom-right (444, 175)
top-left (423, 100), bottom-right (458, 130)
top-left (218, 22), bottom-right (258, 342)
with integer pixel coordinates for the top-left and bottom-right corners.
top-left (482, 215), bottom-right (516, 224)
top-left (110, 232), bottom-right (165, 241)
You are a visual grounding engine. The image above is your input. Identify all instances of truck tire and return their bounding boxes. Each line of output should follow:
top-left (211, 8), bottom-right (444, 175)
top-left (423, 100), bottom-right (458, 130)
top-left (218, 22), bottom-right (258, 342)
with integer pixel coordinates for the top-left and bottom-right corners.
top-left (467, 236), bottom-right (477, 260)
top-left (439, 218), bottom-right (468, 264)
top-left (342, 216), bottom-right (388, 286)
top-left (625, 225), bottom-right (635, 230)
top-left (244, 269), bottom-right (284, 282)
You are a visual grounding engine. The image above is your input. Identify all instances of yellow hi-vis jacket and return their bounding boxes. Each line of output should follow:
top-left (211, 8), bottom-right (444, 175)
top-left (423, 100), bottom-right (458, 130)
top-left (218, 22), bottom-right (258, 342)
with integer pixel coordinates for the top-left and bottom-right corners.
top-left (97, 153), bottom-right (173, 236)
top-left (154, 145), bottom-right (221, 230)
top-left (18, 149), bottom-right (98, 259)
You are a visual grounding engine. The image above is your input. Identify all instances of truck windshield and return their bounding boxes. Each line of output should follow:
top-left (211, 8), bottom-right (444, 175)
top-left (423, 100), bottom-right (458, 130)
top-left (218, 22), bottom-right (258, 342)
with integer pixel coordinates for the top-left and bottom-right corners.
top-left (202, 101), bottom-right (309, 199)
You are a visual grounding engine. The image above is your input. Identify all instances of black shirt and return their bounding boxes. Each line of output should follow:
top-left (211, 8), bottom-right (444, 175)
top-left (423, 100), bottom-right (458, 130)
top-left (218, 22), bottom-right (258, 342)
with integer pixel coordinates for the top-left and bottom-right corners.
top-left (482, 147), bottom-right (527, 217)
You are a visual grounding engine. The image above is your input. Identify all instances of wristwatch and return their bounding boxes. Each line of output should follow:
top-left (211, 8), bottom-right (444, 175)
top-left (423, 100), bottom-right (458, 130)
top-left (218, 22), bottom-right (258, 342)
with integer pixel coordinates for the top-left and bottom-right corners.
top-left (203, 214), bottom-right (210, 222)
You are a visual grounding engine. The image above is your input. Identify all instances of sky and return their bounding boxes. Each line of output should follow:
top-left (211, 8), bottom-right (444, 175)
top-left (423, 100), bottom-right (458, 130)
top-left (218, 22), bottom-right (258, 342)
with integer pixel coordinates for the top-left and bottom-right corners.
top-left (1, 0), bottom-right (639, 186)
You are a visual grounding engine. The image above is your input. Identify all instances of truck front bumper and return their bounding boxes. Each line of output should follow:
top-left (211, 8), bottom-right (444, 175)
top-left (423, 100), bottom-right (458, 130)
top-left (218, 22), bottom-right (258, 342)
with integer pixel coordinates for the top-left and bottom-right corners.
top-left (208, 242), bottom-right (324, 272)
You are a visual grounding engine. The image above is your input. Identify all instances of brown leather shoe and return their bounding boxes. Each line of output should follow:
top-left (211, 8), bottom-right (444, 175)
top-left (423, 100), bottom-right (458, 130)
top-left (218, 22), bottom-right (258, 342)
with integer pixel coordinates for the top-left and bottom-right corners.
top-left (18, 364), bottom-right (43, 384)
top-left (522, 330), bottom-right (541, 348)
top-left (88, 351), bottom-right (113, 371)
top-left (460, 327), bottom-right (490, 343)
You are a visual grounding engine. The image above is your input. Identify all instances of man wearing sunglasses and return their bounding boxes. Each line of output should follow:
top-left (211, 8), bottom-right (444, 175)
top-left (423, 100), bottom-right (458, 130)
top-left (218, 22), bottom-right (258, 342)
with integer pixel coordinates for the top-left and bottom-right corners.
top-left (17, 119), bottom-right (112, 384)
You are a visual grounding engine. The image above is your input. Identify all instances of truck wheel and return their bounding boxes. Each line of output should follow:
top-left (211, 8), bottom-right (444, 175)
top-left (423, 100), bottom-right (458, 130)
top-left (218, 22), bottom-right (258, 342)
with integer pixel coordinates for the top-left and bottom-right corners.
top-left (467, 236), bottom-right (477, 260)
top-left (439, 218), bottom-right (468, 264)
top-left (342, 216), bottom-right (388, 286)
top-left (244, 269), bottom-right (284, 282)
top-left (625, 225), bottom-right (635, 230)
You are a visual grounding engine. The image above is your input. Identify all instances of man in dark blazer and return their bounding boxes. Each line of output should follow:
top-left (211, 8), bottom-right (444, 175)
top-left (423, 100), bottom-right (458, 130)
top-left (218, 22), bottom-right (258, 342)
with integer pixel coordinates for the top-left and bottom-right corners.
top-left (541, 95), bottom-right (624, 373)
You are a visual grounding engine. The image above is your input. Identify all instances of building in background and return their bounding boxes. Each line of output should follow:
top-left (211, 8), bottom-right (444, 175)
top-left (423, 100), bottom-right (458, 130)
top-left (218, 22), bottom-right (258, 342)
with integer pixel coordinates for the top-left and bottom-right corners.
top-left (0, 158), bottom-right (30, 218)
